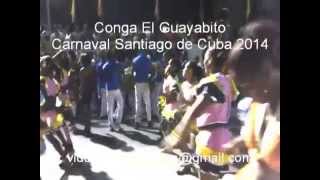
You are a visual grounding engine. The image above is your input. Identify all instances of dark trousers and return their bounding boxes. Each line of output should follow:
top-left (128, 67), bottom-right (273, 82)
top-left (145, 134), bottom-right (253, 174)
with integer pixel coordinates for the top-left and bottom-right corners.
top-left (77, 97), bottom-right (92, 132)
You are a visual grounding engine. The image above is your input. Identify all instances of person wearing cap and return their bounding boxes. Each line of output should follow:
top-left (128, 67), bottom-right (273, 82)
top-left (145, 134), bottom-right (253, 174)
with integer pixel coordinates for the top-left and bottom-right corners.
top-left (132, 51), bottom-right (153, 128)
top-left (102, 52), bottom-right (124, 132)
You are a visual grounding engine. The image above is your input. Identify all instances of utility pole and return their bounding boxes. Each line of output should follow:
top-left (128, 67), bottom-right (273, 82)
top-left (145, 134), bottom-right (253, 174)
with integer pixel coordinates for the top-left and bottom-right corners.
top-left (200, 0), bottom-right (204, 22)
top-left (154, 0), bottom-right (160, 22)
top-left (46, 0), bottom-right (51, 31)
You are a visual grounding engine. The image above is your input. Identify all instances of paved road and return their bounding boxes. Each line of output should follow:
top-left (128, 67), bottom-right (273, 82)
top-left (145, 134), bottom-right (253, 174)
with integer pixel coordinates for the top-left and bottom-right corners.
top-left (40, 120), bottom-right (198, 180)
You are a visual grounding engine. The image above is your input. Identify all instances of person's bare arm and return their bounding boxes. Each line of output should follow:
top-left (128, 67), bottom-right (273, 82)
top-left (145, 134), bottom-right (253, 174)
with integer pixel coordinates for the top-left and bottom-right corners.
top-left (163, 94), bottom-right (206, 149)
top-left (222, 136), bottom-right (247, 154)
top-left (51, 50), bottom-right (64, 70)
top-left (173, 94), bottom-right (206, 138)
top-left (183, 95), bottom-right (205, 122)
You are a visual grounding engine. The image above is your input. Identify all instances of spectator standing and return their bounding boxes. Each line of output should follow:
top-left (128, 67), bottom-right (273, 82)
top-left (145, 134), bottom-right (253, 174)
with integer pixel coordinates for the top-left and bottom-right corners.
top-left (132, 51), bottom-right (153, 128)
top-left (78, 53), bottom-right (96, 136)
top-left (103, 56), bottom-right (124, 131)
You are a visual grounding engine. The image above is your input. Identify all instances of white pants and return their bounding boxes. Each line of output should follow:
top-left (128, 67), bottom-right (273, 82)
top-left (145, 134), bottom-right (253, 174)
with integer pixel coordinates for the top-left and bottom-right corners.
top-left (107, 89), bottom-right (124, 128)
top-left (100, 88), bottom-right (108, 118)
top-left (151, 82), bottom-right (162, 120)
top-left (71, 102), bottom-right (77, 118)
top-left (135, 83), bottom-right (151, 123)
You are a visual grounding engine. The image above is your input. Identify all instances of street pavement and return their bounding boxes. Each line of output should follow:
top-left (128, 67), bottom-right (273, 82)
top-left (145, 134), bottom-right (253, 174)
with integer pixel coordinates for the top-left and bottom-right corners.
top-left (40, 119), bottom-right (198, 180)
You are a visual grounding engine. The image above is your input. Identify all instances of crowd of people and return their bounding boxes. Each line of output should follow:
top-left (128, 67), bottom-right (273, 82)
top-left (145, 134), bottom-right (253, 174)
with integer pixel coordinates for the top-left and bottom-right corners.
top-left (40, 17), bottom-right (280, 180)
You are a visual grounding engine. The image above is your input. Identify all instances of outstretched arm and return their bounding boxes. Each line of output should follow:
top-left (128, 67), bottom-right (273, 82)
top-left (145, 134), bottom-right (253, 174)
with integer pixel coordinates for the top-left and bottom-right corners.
top-left (51, 50), bottom-right (64, 70)
top-left (165, 94), bottom-right (206, 148)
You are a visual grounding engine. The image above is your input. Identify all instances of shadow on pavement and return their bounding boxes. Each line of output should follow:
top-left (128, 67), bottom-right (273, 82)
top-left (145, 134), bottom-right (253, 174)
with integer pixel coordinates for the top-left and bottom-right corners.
top-left (40, 139), bottom-right (46, 155)
top-left (119, 130), bottom-right (161, 146)
top-left (136, 127), bottom-right (161, 135)
top-left (122, 120), bottom-right (162, 135)
top-left (72, 120), bottom-right (108, 128)
top-left (90, 121), bottom-right (108, 128)
top-left (90, 133), bottom-right (134, 152)
top-left (60, 161), bottom-right (113, 180)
